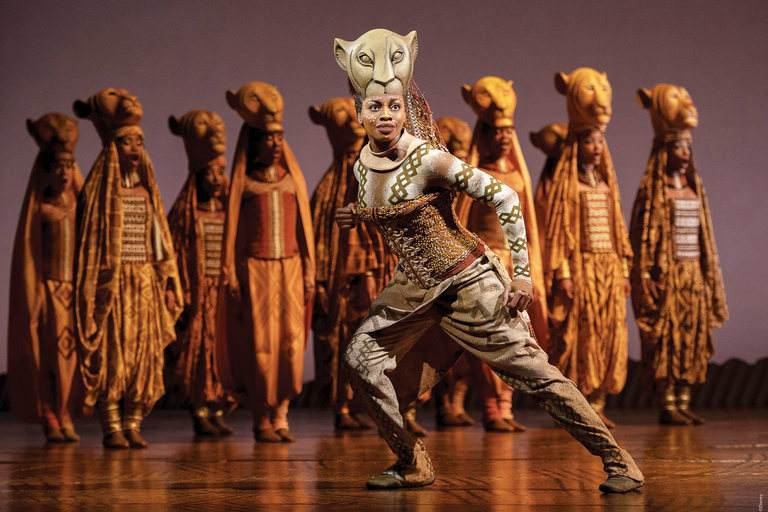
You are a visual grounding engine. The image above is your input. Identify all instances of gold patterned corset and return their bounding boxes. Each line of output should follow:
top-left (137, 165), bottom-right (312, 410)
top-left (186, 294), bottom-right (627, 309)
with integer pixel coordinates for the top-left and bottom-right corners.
top-left (41, 201), bottom-right (76, 282)
top-left (580, 189), bottom-right (614, 253)
top-left (121, 196), bottom-right (153, 263)
top-left (358, 189), bottom-right (481, 289)
top-left (241, 174), bottom-right (299, 259)
top-left (199, 214), bottom-right (225, 277)
top-left (670, 197), bottom-right (701, 260)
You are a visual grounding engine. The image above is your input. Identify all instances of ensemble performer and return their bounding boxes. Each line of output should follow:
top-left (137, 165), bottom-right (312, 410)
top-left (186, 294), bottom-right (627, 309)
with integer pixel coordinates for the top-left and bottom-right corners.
top-left (73, 88), bottom-right (183, 449)
top-left (630, 84), bottom-right (728, 425)
top-left (453, 77), bottom-right (551, 432)
top-left (166, 110), bottom-right (236, 436)
top-left (333, 29), bottom-right (643, 493)
top-left (218, 82), bottom-right (315, 443)
top-left (309, 97), bottom-right (383, 431)
top-left (544, 69), bottom-right (632, 428)
top-left (8, 113), bottom-right (85, 443)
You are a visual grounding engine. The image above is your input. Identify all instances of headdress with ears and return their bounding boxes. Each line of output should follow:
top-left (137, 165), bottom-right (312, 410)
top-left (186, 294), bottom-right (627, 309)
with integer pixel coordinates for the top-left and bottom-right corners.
top-left (169, 110), bottom-right (227, 172)
top-left (461, 76), bottom-right (522, 166)
top-left (333, 28), bottom-right (417, 97)
top-left (461, 77), bottom-right (517, 128)
top-left (225, 81), bottom-right (284, 132)
top-left (333, 28), bottom-right (444, 150)
top-left (27, 113), bottom-right (80, 154)
top-left (309, 97), bottom-right (366, 158)
top-left (554, 68), bottom-right (612, 133)
top-left (636, 84), bottom-right (698, 144)
top-left (435, 117), bottom-right (472, 156)
top-left (72, 88), bottom-right (143, 144)
top-left (530, 123), bottom-right (568, 160)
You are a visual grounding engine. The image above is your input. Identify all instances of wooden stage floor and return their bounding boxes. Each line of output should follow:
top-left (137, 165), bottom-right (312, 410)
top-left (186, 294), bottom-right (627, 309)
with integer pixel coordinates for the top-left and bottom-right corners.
top-left (1, 407), bottom-right (766, 511)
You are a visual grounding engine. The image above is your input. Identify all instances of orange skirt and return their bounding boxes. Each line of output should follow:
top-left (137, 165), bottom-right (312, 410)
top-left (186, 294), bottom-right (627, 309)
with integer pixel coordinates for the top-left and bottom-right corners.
top-left (239, 255), bottom-right (306, 408)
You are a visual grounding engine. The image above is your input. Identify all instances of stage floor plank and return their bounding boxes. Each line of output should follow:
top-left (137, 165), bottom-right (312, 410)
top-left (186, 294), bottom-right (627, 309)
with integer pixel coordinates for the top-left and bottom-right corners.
top-left (1, 407), bottom-right (766, 511)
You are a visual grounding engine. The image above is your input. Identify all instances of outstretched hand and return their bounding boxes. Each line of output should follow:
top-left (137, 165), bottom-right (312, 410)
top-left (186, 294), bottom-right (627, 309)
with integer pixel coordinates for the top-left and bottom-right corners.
top-left (335, 202), bottom-right (359, 229)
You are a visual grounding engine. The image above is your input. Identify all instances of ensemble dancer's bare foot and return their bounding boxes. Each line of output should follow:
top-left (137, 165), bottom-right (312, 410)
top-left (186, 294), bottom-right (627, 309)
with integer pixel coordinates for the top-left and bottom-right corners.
top-left (211, 413), bottom-right (234, 436)
top-left (255, 428), bottom-right (282, 443)
top-left (124, 429), bottom-right (149, 449)
top-left (659, 409), bottom-right (692, 426)
top-left (503, 418), bottom-right (527, 432)
top-left (405, 418), bottom-right (428, 437)
top-left (335, 413), bottom-right (360, 430)
top-left (44, 426), bottom-right (65, 443)
top-left (484, 418), bottom-right (514, 432)
top-left (598, 412), bottom-right (617, 429)
top-left (102, 432), bottom-right (130, 449)
top-left (436, 411), bottom-right (465, 427)
top-left (275, 428), bottom-right (296, 443)
top-left (678, 408), bottom-right (705, 425)
top-left (456, 412), bottom-right (475, 426)
top-left (193, 416), bottom-right (220, 436)
top-left (61, 427), bottom-right (80, 442)
top-left (351, 413), bottom-right (375, 429)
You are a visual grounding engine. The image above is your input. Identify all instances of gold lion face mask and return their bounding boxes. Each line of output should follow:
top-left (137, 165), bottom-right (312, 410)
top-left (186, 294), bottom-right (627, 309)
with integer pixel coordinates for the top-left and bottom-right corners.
top-left (226, 81), bottom-right (284, 131)
top-left (169, 110), bottom-right (226, 170)
top-left (555, 68), bottom-right (612, 132)
top-left (462, 76), bottom-right (517, 128)
top-left (637, 84), bottom-right (698, 140)
top-left (333, 28), bottom-right (418, 97)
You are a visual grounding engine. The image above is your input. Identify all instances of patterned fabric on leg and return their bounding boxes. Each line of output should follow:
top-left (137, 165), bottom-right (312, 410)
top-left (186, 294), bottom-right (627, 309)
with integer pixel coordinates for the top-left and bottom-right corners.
top-left (343, 312), bottom-right (438, 484)
top-left (435, 258), bottom-right (643, 481)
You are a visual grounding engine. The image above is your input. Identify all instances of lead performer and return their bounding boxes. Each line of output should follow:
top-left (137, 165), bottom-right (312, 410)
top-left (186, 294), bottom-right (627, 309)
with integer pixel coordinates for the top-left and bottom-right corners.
top-left (333, 28), bottom-right (643, 493)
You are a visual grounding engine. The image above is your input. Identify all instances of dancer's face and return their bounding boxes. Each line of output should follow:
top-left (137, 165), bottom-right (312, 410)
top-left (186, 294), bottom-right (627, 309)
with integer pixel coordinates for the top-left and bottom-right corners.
top-left (488, 126), bottom-right (513, 160)
top-left (358, 94), bottom-right (405, 148)
top-left (199, 161), bottom-right (227, 200)
top-left (116, 134), bottom-right (143, 174)
top-left (577, 129), bottom-right (603, 168)
top-left (256, 131), bottom-right (284, 167)
top-left (47, 152), bottom-right (75, 195)
top-left (667, 139), bottom-right (691, 173)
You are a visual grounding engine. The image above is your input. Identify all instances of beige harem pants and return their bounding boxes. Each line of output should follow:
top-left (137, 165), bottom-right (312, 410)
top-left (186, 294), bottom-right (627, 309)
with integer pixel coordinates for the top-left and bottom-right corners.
top-left (343, 251), bottom-right (642, 485)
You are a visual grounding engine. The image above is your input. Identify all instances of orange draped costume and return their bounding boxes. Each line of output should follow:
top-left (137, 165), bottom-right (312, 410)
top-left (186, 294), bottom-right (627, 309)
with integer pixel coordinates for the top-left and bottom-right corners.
top-left (531, 122), bottom-right (568, 277)
top-left (74, 125), bottom-right (183, 413)
top-left (217, 123), bottom-right (315, 411)
top-left (8, 119), bottom-right (85, 426)
top-left (167, 152), bottom-right (235, 412)
top-left (545, 129), bottom-right (632, 396)
top-left (629, 137), bottom-right (727, 388)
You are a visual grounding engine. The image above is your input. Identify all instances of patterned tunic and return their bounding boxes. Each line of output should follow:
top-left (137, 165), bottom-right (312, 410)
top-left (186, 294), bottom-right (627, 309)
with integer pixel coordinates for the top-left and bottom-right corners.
top-left (355, 142), bottom-right (531, 290)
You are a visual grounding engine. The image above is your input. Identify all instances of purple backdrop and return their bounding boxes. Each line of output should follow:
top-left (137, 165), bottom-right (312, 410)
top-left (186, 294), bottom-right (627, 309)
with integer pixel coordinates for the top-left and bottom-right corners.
top-left (1, 1), bottom-right (766, 378)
